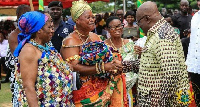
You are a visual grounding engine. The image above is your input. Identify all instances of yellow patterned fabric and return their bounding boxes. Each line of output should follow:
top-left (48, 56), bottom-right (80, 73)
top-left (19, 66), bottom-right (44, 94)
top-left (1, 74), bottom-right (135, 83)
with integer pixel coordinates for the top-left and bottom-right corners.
top-left (70, 0), bottom-right (92, 22)
top-left (138, 18), bottom-right (191, 106)
top-left (66, 55), bottom-right (81, 63)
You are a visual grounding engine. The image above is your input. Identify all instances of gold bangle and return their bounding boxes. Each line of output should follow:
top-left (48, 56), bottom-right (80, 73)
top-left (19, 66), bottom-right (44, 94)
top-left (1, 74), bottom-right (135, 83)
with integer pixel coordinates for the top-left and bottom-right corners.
top-left (102, 61), bottom-right (105, 73)
top-left (96, 63), bottom-right (100, 74)
top-left (113, 69), bottom-right (117, 74)
top-left (65, 55), bottom-right (81, 63)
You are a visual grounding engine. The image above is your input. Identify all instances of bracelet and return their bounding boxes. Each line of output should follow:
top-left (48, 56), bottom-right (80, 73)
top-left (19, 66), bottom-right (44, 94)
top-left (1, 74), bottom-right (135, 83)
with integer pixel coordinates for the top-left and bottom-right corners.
top-left (98, 61), bottom-right (102, 73)
top-left (96, 63), bottom-right (101, 74)
top-left (66, 55), bottom-right (81, 63)
top-left (102, 61), bottom-right (105, 73)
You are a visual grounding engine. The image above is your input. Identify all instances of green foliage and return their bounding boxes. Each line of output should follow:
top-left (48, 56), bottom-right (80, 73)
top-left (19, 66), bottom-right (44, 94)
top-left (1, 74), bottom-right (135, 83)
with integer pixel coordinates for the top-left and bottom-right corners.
top-left (89, 1), bottom-right (114, 13)
top-left (62, 0), bottom-right (198, 15)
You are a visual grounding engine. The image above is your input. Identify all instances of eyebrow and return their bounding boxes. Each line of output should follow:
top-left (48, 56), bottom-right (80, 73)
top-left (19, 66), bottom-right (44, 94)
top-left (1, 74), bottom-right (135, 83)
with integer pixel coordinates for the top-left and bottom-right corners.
top-left (109, 23), bottom-right (121, 27)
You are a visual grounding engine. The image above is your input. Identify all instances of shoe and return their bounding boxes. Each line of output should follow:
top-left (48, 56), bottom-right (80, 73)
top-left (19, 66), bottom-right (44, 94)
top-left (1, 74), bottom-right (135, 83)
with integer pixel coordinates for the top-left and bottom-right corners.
top-left (1, 79), bottom-right (9, 83)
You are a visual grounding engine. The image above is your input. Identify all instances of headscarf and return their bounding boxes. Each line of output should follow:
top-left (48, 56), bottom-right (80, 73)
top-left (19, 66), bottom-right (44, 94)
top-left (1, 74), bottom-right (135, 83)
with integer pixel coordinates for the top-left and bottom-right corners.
top-left (70, 0), bottom-right (92, 22)
top-left (13, 11), bottom-right (48, 57)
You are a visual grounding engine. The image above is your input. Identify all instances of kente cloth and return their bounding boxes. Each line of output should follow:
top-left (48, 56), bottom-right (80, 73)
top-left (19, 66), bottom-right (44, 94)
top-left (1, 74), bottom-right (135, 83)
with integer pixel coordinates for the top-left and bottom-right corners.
top-left (14, 40), bottom-right (74, 107)
top-left (79, 41), bottom-right (113, 65)
top-left (138, 18), bottom-right (191, 106)
top-left (108, 39), bottom-right (138, 107)
top-left (13, 11), bottom-right (48, 57)
top-left (72, 41), bottom-right (126, 107)
top-left (70, 0), bottom-right (92, 22)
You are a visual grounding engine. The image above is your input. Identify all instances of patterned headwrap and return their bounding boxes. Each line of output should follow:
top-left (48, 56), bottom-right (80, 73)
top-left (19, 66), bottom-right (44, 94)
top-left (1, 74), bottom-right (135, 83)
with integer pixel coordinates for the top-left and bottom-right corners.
top-left (70, 0), bottom-right (92, 22)
top-left (13, 11), bottom-right (48, 57)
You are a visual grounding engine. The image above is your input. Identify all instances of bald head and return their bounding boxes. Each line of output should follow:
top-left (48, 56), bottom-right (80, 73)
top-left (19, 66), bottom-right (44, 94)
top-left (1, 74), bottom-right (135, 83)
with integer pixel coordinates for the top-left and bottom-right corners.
top-left (136, 1), bottom-right (162, 34)
top-left (136, 1), bottom-right (158, 18)
top-left (180, 0), bottom-right (189, 4)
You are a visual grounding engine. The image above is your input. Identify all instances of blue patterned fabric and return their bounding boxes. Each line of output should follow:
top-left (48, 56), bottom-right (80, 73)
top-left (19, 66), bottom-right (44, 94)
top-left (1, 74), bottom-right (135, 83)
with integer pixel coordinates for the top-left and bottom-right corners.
top-left (13, 11), bottom-right (47, 57)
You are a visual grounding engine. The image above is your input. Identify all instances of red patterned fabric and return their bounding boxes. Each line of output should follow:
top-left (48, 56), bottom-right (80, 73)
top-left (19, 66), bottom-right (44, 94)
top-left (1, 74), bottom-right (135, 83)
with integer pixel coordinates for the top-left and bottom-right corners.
top-left (0, 0), bottom-right (109, 8)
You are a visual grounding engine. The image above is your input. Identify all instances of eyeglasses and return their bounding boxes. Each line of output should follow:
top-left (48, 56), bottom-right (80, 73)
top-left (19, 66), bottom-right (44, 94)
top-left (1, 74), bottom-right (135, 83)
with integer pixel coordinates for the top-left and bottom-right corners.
top-left (136, 15), bottom-right (147, 25)
top-left (108, 24), bottom-right (124, 31)
top-left (136, 11), bottom-right (157, 25)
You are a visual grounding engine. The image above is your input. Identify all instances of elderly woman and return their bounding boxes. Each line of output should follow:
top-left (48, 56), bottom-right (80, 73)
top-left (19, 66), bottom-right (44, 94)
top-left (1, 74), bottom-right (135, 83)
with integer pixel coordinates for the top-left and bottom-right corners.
top-left (104, 16), bottom-right (139, 107)
top-left (61, 0), bottom-right (122, 106)
top-left (13, 11), bottom-right (73, 106)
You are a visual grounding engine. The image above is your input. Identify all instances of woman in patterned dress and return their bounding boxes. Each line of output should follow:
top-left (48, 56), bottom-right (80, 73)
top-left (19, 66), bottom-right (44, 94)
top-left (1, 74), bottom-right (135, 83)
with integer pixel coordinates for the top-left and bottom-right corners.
top-left (60, 0), bottom-right (124, 106)
top-left (104, 16), bottom-right (139, 107)
top-left (13, 11), bottom-right (74, 106)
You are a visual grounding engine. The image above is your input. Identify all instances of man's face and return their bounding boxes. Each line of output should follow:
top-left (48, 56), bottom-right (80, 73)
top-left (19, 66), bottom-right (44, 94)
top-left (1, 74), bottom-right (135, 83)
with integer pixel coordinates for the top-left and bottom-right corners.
top-left (198, 1), bottom-right (200, 10)
top-left (180, 2), bottom-right (189, 13)
top-left (136, 12), bottom-right (148, 34)
top-left (116, 10), bottom-right (124, 22)
top-left (49, 6), bottom-right (62, 20)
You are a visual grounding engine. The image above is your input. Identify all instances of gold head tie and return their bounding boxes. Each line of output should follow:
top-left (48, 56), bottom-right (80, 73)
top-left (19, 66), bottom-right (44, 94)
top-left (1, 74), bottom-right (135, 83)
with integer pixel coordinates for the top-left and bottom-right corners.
top-left (70, 0), bottom-right (92, 22)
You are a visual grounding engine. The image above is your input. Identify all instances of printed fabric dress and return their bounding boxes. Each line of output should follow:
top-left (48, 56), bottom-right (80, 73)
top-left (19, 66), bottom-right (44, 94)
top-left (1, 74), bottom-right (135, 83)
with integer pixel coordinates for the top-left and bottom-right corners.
top-left (64, 41), bottom-right (127, 107)
top-left (14, 40), bottom-right (74, 107)
top-left (108, 39), bottom-right (139, 107)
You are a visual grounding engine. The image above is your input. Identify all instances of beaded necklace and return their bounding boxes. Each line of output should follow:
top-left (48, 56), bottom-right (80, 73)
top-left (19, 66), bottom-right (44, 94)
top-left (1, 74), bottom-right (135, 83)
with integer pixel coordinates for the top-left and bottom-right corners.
top-left (29, 39), bottom-right (71, 75)
top-left (110, 38), bottom-right (124, 51)
top-left (29, 39), bottom-right (50, 52)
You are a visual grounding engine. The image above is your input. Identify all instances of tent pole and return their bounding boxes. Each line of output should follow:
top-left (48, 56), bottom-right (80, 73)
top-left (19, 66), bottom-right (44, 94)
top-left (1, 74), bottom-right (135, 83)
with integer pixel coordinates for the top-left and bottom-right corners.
top-left (29, 0), bottom-right (34, 11)
top-left (114, 0), bottom-right (116, 13)
top-left (123, 0), bottom-right (126, 14)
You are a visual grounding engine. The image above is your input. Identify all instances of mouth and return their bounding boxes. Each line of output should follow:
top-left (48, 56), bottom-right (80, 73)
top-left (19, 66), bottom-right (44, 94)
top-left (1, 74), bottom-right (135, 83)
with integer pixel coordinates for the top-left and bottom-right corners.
top-left (89, 23), bottom-right (95, 25)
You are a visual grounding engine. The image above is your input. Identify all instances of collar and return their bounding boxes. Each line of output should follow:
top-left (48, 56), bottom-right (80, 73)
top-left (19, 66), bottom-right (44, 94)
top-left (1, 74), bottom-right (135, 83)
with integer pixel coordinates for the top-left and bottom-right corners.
top-left (198, 10), bottom-right (200, 14)
top-left (147, 18), bottom-right (166, 35)
top-left (59, 20), bottom-right (65, 27)
top-left (145, 18), bottom-right (166, 43)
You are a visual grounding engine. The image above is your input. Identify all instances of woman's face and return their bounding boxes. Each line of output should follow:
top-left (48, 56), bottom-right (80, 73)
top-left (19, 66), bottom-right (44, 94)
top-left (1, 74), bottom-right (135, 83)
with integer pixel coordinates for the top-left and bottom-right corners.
top-left (39, 13), bottom-right (54, 43)
top-left (108, 19), bottom-right (123, 38)
top-left (76, 10), bottom-right (95, 31)
top-left (126, 15), bottom-right (135, 24)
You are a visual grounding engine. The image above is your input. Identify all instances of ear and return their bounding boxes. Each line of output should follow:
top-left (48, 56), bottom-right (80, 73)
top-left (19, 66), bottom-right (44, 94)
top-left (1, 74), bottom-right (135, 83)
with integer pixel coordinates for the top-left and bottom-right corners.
top-left (146, 16), bottom-right (151, 24)
top-left (37, 29), bottom-right (42, 34)
top-left (105, 27), bottom-right (109, 31)
top-left (75, 19), bottom-right (79, 25)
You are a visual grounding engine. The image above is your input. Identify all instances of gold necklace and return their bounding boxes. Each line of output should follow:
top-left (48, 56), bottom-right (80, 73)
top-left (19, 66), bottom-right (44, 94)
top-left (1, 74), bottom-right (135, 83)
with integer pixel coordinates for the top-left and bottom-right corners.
top-left (110, 38), bottom-right (124, 50)
top-left (75, 30), bottom-right (90, 44)
top-left (75, 30), bottom-right (87, 37)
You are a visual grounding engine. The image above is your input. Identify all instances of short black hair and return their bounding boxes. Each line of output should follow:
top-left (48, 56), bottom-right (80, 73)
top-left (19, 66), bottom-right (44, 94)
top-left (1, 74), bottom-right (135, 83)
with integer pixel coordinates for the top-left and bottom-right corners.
top-left (124, 10), bottom-right (135, 19)
top-left (0, 30), bottom-right (6, 39)
top-left (48, 1), bottom-right (63, 8)
top-left (106, 16), bottom-right (120, 28)
top-left (16, 5), bottom-right (31, 19)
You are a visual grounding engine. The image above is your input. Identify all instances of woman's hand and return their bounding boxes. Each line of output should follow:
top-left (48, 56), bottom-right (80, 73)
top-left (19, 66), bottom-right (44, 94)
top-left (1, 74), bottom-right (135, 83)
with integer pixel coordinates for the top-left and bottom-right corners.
top-left (104, 59), bottom-right (122, 74)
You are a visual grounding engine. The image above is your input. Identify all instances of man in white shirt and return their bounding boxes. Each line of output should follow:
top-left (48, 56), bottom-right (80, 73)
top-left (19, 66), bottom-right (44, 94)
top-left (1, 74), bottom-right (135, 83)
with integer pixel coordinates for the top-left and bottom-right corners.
top-left (185, 3), bottom-right (200, 104)
top-left (0, 31), bottom-right (9, 83)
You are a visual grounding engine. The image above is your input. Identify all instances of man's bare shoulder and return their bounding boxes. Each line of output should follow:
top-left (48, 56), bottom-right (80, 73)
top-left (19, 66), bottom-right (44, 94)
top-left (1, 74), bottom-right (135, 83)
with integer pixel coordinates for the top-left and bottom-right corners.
top-left (8, 29), bottom-right (19, 43)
